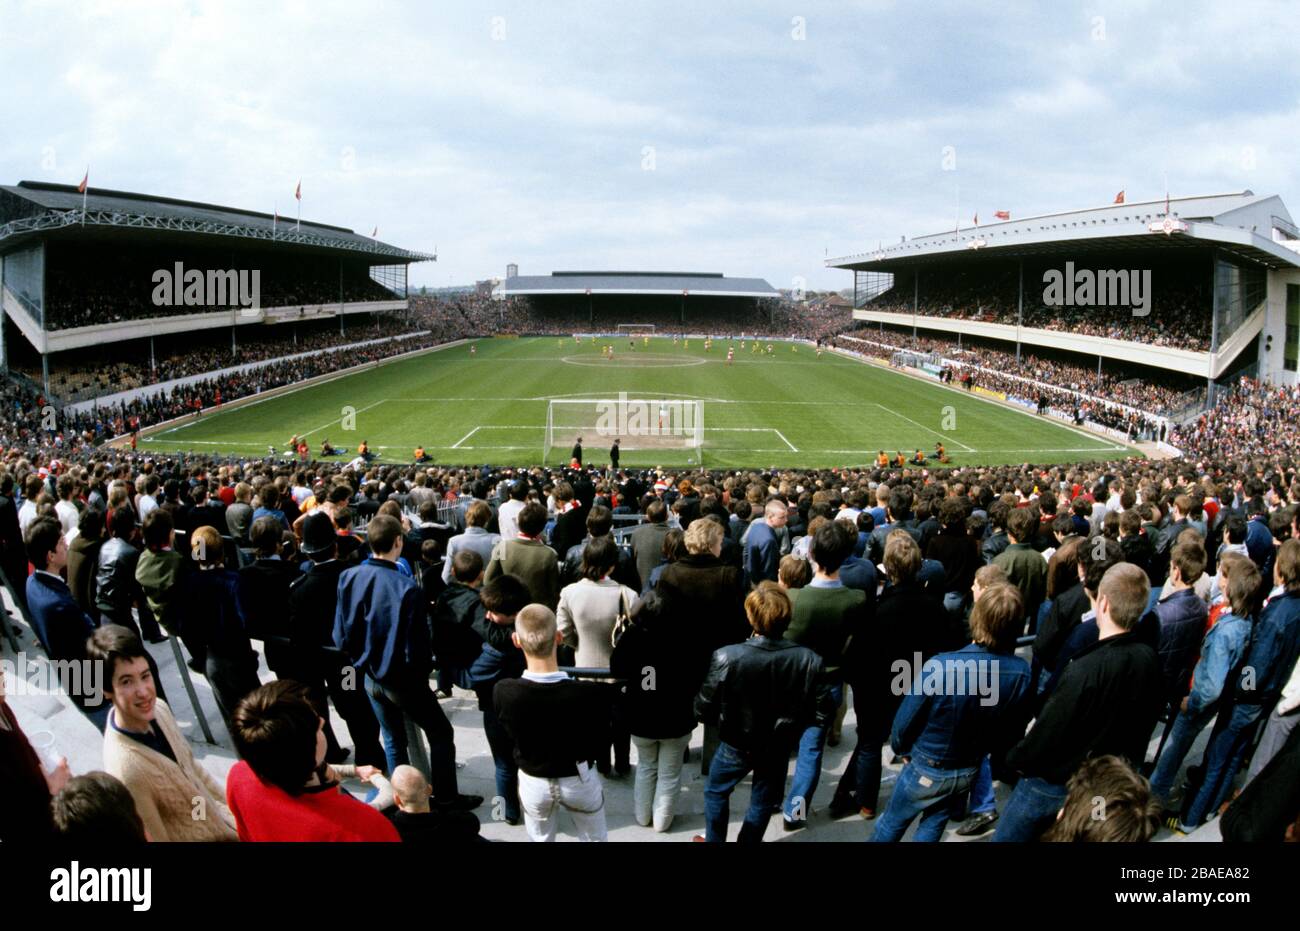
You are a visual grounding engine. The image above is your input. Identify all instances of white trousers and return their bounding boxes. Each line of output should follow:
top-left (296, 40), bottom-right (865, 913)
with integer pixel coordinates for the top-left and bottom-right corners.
top-left (517, 769), bottom-right (608, 842)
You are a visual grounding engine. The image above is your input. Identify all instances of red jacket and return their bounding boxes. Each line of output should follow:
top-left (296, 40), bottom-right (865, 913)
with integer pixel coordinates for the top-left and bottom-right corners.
top-left (226, 761), bottom-right (400, 842)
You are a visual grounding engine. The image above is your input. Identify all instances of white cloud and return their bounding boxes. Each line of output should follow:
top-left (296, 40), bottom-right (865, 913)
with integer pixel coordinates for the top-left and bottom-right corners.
top-left (0, 0), bottom-right (1296, 290)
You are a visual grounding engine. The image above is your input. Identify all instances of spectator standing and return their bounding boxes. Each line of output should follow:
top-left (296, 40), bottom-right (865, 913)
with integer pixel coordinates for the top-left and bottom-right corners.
top-left (494, 604), bottom-right (611, 842)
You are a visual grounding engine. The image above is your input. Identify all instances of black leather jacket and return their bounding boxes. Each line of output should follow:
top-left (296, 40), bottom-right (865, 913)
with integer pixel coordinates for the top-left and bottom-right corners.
top-left (95, 537), bottom-right (147, 616)
top-left (694, 636), bottom-right (833, 754)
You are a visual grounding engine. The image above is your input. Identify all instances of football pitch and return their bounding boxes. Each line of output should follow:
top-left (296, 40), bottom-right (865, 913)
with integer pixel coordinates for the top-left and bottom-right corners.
top-left (137, 336), bottom-right (1139, 469)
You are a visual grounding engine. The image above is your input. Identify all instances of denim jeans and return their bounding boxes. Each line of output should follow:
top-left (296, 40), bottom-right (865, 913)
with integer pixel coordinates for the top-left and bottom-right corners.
top-left (967, 756), bottom-right (996, 816)
top-left (1183, 703), bottom-right (1265, 828)
top-left (517, 768), bottom-right (607, 842)
top-left (365, 672), bottom-right (459, 802)
top-left (1148, 705), bottom-right (1215, 807)
top-left (701, 723), bottom-right (720, 776)
top-left (784, 681), bottom-right (843, 821)
top-left (1034, 599), bottom-right (1053, 635)
top-left (870, 758), bottom-right (976, 842)
top-left (631, 732), bottom-right (691, 832)
top-left (482, 706), bottom-right (520, 822)
top-left (991, 776), bottom-right (1068, 842)
top-left (703, 740), bottom-right (790, 842)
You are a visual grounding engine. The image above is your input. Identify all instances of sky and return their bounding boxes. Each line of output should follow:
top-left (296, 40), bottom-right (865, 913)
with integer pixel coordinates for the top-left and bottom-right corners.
top-left (2, 0), bottom-right (1297, 291)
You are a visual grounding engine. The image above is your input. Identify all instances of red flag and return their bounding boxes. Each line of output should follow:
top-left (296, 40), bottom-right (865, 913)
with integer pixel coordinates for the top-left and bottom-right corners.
top-left (77, 170), bottom-right (88, 194)
top-left (1114, 190), bottom-right (1125, 204)
top-left (973, 213), bottom-right (979, 226)
top-left (294, 180), bottom-right (301, 201)
top-left (994, 210), bottom-right (1010, 220)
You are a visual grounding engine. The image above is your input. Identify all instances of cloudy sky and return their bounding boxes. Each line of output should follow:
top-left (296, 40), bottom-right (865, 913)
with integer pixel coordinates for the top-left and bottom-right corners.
top-left (2, 0), bottom-right (1296, 290)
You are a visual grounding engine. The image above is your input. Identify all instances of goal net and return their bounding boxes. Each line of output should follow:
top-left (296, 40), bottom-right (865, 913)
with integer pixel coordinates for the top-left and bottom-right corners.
top-left (544, 398), bottom-right (703, 466)
top-left (616, 324), bottom-right (656, 335)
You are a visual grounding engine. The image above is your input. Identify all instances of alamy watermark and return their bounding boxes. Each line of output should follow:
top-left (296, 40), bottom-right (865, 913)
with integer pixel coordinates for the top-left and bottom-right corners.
top-left (50, 861), bottom-right (151, 911)
top-left (151, 262), bottom-right (261, 312)
top-left (890, 652), bottom-right (1001, 706)
top-left (1042, 261), bottom-right (1150, 316)
top-left (595, 392), bottom-right (697, 437)
top-left (1, 652), bottom-right (104, 706)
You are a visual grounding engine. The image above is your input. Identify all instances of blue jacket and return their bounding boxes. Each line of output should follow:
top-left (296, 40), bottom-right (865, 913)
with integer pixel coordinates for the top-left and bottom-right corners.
top-left (918, 558), bottom-right (946, 596)
top-left (1154, 587), bottom-right (1209, 700)
top-left (838, 554), bottom-right (878, 604)
top-left (890, 643), bottom-right (1033, 770)
top-left (26, 572), bottom-right (95, 662)
top-left (1245, 516), bottom-right (1272, 568)
top-left (1186, 611), bottom-right (1251, 715)
top-left (334, 557), bottom-right (431, 683)
top-left (184, 568), bottom-right (256, 662)
top-left (743, 521), bottom-right (781, 585)
top-left (1235, 589), bottom-right (1300, 705)
top-left (252, 506), bottom-right (289, 532)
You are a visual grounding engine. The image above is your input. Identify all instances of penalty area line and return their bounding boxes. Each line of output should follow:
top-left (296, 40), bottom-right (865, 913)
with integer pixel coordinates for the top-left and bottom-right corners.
top-left (450, 426), bottom-right (480, 449)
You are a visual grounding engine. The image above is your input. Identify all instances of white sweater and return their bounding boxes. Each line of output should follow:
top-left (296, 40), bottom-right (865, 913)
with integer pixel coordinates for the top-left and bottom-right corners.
top-left (556, 577), bottom-right (638, 668)
top-left (102, 699), bottom-right (238, 842)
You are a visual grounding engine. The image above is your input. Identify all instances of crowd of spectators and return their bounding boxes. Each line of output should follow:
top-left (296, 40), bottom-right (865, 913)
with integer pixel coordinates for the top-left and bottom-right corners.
top-left (3, 444), bottom-right (1299, 844)
top-left (408, 294), bottom-right (851, 343)
top-left (840, 331), bottom-right (1199, 415)
top-left (43, 276), bottom-right (399, 331)
top-left (836, 333), bottom-right (1173, 440)
top-left (27, 316), bottom-right (437, 404)
top-left (869, 277), bottom-right (1212, 351)
top-left (1172, 377), bottom-right (1300, 463)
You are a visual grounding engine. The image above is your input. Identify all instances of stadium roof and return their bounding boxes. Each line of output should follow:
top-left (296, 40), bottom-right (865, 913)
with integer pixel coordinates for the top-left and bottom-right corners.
top-left (500, 270), bottom-right (780, 298)
top-left (0, 180), bottom-right (434, 262)
top-left (828, 191), bottom-right (1300, 272)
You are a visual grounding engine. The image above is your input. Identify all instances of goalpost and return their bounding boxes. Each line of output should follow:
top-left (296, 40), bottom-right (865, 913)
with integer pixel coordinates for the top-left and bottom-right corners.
top-left (616, 324), bottom-right (656, 336)
top-left (543, 397), bottom-right (703, 466)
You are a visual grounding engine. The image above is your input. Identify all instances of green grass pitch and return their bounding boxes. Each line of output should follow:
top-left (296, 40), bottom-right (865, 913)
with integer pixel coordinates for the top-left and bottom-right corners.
top-left (138, 336), bottom-right (1139, 470)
